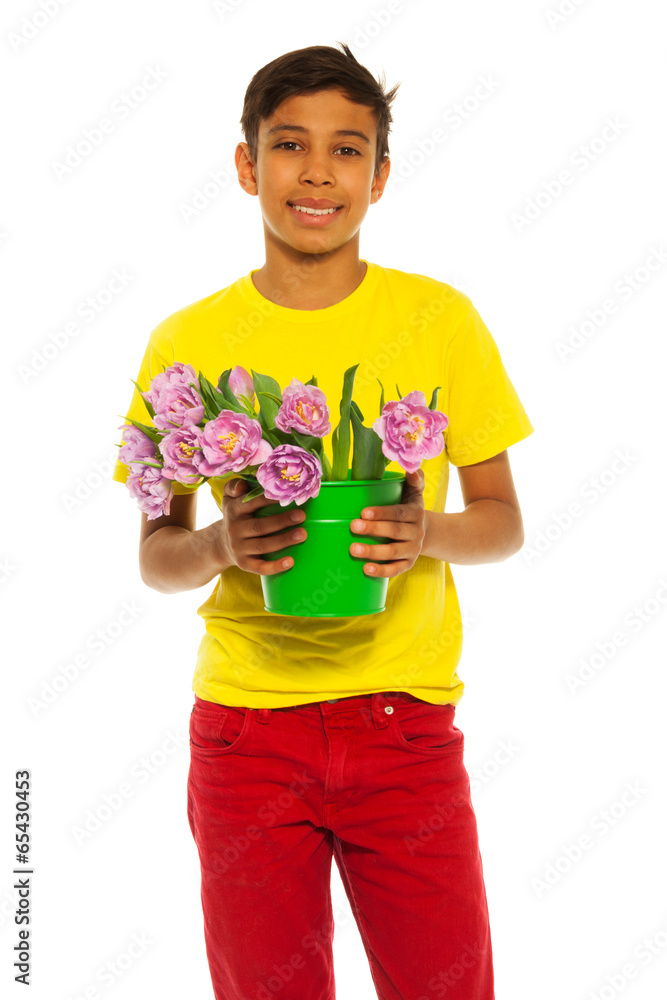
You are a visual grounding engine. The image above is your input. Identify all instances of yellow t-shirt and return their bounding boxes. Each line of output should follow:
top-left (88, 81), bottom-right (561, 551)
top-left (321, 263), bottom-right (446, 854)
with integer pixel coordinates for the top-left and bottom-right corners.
top-left (113, 260), bottom-right (534, 708)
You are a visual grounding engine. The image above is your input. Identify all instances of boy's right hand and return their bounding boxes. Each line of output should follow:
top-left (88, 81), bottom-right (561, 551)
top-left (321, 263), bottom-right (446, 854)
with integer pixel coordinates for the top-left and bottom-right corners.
top-left (216, 477), bottom-right (307, 575)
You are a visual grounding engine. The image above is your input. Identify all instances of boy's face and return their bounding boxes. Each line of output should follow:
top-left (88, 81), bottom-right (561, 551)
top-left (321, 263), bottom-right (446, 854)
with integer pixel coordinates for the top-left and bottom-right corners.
top-left (236, 88), bottom-right (390, 258)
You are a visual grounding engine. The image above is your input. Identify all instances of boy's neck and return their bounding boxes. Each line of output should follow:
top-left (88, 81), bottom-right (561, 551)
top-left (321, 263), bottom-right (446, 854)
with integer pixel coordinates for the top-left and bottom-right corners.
top-left (251, 247), bottom-right (368, 311)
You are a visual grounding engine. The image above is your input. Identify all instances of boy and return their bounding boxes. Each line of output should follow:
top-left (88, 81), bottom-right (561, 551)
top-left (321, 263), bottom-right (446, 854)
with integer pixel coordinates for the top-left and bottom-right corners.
top-left (113, 42), bottom-right (533, 1000)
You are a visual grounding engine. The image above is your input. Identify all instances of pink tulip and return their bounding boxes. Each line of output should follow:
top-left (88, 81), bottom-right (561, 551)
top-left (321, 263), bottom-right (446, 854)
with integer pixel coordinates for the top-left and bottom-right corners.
top-left (275, 378), bottom-right (331, 438)
top-left (159, 423), bottom-right (204, 486)
top-left (117, 423), bottom-right (159, 468)
top-left (142, 362), bottom-right (205, 431)
top-left (256, 444), bottom-right (322, 506)
top-left (126, 464), bottom-right (174, 520)
top-left (193, 409), bottom-right (273, 478)
top-left (229, 365), bottom-right (255, 408)
top-left (372, 390), bottom-right (448, 474)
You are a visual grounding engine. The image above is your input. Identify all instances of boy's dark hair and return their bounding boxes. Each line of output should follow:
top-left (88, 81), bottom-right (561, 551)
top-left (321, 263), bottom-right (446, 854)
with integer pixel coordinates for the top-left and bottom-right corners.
top-left (240, 42), bottom-right (400, 178)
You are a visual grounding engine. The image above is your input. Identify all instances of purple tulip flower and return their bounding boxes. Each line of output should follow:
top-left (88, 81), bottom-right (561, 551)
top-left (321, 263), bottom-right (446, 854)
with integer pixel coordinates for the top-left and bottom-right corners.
top-left (256, 444), bottom-right (322, 506)
top-left (142, 362), bottom-right (205, 431)
top-left (117, 423), bottom-right (159, 469)
top-left (372, 390), bottom-right (448, 474)
top-left (275, 377), bottom-right (331, 438)
top-left (193, 409), bottom-right (273, 477)
top-left (126, 464), bottom-right (174, 520)
top-left (159, 422), bottom-right (204, 486)
top-left (229, 365), bottom-right (256, 408)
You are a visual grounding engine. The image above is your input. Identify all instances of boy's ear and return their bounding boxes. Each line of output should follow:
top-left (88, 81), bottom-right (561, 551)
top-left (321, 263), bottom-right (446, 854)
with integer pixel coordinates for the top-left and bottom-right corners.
top-left (372, 156), bottom-right (391, 202)
top-left (235, 142), bottom-right (258, 196)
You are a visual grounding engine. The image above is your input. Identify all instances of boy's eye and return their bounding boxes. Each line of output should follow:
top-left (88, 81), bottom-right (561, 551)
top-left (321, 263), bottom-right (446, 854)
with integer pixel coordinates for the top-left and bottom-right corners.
top-left (274, 142), bottom-right (360, 157)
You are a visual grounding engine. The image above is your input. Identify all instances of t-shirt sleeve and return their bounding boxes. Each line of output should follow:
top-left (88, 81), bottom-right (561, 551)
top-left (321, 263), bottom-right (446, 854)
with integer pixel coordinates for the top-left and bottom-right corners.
top-left (112, 329), bottom-right (197, 496)
top-left (443, 297), bottom-right (534, 466)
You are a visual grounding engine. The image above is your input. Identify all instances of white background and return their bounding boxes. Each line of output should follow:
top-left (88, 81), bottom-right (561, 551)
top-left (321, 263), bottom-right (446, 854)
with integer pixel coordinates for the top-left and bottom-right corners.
top-left (3, 0), bottom-right (667, 998)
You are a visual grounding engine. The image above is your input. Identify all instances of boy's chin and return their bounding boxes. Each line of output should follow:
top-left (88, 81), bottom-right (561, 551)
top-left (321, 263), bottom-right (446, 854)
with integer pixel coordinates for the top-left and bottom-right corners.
top-left (272, 230), bottom-right (347, 257)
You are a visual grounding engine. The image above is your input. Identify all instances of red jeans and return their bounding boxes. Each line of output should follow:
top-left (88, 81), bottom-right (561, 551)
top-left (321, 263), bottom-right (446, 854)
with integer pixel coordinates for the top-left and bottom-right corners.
top-left (187, 691), bottom-right (494, 1000)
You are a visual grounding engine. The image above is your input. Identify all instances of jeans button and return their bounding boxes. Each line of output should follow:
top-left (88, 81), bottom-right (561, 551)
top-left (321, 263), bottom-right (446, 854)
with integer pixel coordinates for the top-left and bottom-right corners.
top-left (384, 705), bottom-right (394, 714)
top-left (327, 699), bottom-right (338, 704)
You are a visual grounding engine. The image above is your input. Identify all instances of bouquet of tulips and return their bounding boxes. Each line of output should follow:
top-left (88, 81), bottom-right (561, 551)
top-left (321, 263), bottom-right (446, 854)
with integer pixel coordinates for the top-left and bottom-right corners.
top-left (116, 362), bottom-right (448, 520)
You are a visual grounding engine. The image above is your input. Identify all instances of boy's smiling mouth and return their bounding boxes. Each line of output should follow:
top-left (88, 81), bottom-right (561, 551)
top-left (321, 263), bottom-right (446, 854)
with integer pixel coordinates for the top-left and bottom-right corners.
top-left (287, 199), bottom-right (344, 224)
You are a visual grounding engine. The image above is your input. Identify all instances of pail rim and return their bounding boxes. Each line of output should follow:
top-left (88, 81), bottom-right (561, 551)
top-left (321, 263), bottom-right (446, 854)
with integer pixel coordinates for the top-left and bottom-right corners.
top-left (245, 469), bottom-right (406, 487)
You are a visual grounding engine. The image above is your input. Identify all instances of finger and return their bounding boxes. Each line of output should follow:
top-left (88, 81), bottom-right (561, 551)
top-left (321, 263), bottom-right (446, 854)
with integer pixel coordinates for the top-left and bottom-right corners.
top-left (240, 525), bottom-right (306, 553)
top-left (232, 488), bottom-right (282, 515)
top-left (401, 470), bottom-right (426, 503)
top-left (361, 557), bottom-right (411, 578)
top-left (404, 468), bottom-right (425, 487)
top-left (250, 555), bottom-right (296, 576)
top-left (362, 505), bottom-right (419, 524)
top-left (224, 478), bottom-right (248, 497)
top-left (237, 548), bottom-right (298, 574)
top-left (352, 518), bottom-right (412, 539)
top-left (349, 541), bottom-right (399, 561)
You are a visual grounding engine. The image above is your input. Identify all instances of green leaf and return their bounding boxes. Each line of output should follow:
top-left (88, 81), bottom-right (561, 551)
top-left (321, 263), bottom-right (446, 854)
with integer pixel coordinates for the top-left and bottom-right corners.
top-left (377, 378), bottom-right (385, 414)
top-left (252, 369), bottom-right (284, 443)
top-left (350, 400), bottom-right (365, 423)
top-left (320, 449), bottom-right (333, 481)
top-left (350, 405), bottom-right (388, 481)
top-left (303, 374), bottom-right (318, 387)
top-left (332, 363), bottom-right (359, 481)
top-left (257, 390), bottom-right (284, 408)
top-left (216, 369), bottom-right (244, 409)
top-left (291, 428), bottom-right (322, 452)
top-left (193, 375), bottom-right (218, 421)
top-left (396, 383), bottom-right (403, 400)
top-left (135, 460), bottom-right (163, 470)
top-left (332, 422), bottom-right (339, 473)
top-left (196, 371), bottom-right (234, 420)
top-left (240, 484), bottom-right (266, 503)
top-left (428, 385), bottom-right (442, 410)
top-left (130, 379), bottom-right (155, 420)
top-left (236, 392), bottom-right (257, 415)
top-left (264, 428), bottom-right (284, 448)
top-left (269, 425), bottom-right (323, 458)
top-left (271, 428), bottom-right (298, 447)
top-left (120, 417), bottom-right (164, 446)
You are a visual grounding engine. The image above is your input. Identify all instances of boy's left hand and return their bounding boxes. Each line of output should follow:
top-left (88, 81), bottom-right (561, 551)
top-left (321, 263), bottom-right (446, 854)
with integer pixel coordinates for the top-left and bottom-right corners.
top-left (349, 468), bottom-right (426, 577)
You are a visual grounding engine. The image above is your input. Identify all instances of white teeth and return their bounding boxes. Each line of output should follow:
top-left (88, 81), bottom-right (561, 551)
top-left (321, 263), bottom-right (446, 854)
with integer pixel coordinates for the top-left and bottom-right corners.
top-left (291, 204), bottom-right (340, 215)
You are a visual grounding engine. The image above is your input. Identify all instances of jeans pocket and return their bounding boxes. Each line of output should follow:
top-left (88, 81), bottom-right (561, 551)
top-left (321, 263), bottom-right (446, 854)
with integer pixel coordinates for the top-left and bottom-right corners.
top-left (189, 699), bottom-right (250, 756)
top-left (389, 699), bottom-right (464, 756)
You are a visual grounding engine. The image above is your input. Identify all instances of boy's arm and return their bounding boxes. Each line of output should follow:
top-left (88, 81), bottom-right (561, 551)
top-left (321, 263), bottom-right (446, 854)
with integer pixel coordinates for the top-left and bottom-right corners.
top-left (139, 492), bottom-right (232, 593)
top-left (421, 450), bottom-right (524, 565)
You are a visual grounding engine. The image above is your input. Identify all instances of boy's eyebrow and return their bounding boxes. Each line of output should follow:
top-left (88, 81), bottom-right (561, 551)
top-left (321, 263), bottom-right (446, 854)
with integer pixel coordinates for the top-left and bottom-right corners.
top-left (265, 123), bottom-right (370, 146)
